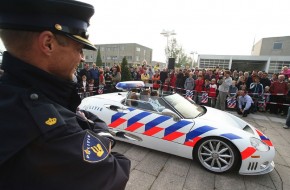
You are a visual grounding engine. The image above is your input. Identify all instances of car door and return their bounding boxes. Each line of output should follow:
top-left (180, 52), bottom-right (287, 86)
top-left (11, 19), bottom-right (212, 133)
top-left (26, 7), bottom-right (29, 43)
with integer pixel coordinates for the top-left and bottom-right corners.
top-left (108, 104), bottom-right (195, 145)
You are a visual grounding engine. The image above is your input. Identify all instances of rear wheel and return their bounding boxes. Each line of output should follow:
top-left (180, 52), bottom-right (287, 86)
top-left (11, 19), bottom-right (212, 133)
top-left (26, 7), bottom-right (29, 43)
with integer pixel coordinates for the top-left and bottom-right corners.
top-left (194, 137), bottom-right (240, 173)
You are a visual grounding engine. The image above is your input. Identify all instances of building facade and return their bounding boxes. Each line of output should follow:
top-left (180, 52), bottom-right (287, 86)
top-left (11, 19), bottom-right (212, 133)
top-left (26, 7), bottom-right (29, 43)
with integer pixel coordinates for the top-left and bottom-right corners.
top-left (198, 54), bottom-right (290, 74)
top-left (95, 43), bottom-right (152, 67)
top-left (251, 36), bottom-right (290, 56)
top-left (83, 43), bottom-right (152, 68)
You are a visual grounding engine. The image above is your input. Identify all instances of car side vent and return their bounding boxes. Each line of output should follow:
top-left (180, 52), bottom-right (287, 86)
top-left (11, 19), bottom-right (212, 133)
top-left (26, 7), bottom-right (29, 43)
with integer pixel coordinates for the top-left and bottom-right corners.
top-left (243, 125), bottom-right (254, 135)
top-left (247, 162), bottom-right (258, 170)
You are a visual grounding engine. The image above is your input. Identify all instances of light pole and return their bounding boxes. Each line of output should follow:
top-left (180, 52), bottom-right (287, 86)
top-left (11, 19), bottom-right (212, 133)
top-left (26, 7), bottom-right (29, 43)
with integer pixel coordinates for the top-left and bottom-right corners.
top-left (160, 29), bottom-right (176, 60)
top-left (190, 51), bottom-right (198, 69)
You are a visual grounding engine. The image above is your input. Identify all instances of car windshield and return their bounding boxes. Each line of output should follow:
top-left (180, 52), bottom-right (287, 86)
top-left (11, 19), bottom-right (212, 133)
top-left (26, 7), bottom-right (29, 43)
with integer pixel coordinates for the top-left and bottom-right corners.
top-left (163, 93), bottom-right (204, 119)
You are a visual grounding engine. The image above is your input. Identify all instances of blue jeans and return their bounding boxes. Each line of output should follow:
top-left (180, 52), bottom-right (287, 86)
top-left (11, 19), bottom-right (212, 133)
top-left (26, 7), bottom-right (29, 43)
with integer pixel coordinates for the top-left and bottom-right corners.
top-left (286, 107), bottom-right (290, 127)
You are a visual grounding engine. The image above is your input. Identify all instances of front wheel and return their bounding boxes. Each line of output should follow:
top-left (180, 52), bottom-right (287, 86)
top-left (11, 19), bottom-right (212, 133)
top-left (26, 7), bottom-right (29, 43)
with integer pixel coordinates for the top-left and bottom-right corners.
top-left (194, 137), bottom-right (240, 173)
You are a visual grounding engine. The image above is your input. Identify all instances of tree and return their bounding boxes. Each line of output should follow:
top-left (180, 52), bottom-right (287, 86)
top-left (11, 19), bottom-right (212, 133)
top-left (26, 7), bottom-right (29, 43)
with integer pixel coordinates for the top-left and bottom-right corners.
top-left (96, 47), bottom-right (102, 67)
top-left (121, 56), bottom-right (132, 81)
top-left (165, 37), bottom-right (192, 69)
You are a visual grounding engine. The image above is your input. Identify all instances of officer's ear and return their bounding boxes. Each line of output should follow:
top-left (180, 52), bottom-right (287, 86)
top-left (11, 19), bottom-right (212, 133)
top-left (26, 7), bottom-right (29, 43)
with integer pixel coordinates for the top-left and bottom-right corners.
top-left (38, 31), bottom-right (54, 55)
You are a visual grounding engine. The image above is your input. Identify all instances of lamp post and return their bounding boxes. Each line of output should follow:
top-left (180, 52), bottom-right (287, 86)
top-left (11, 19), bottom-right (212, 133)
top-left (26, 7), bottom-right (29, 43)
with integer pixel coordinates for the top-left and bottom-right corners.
top-left (160, 29), bottom-right (176, 60)
top-left (190, 51), bottom-right (198, 69)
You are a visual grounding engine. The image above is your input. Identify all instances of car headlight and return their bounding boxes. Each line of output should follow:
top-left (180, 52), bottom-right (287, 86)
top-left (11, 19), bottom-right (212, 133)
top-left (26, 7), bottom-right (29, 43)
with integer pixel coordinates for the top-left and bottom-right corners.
top-left (250, 137), bottom-right (270, 152)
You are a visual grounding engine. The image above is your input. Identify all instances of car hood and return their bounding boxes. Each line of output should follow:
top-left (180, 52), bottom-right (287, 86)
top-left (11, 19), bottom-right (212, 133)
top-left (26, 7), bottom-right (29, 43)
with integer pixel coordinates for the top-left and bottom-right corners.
top-left (199, 106), bottom-right (249, 130)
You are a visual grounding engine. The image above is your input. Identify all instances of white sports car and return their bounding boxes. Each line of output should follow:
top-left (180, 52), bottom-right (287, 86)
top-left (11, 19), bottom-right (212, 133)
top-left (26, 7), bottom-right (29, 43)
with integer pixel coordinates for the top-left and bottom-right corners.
top-left (79, 81), bottom-right (275, 175)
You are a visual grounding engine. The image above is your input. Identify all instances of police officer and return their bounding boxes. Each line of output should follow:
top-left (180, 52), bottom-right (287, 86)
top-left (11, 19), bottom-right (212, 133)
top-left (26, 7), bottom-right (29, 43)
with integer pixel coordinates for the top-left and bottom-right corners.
top-left (0, 0), bottom-right (130, 189)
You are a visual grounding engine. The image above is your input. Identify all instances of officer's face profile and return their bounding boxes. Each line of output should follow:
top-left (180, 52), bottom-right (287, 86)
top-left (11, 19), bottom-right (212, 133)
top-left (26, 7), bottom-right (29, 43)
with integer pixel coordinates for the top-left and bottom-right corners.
top-left (39, 31), bottom-right (85, 80)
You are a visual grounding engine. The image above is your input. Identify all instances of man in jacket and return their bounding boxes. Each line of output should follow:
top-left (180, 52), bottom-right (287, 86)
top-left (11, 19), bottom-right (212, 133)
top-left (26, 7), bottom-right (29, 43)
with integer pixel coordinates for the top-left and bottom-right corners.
top-left (215, 70), bottom-right (232, 111)
top-left (0, 0), bottom-right (130, 189)
top-left (237, 90), bottom-right (254, 117)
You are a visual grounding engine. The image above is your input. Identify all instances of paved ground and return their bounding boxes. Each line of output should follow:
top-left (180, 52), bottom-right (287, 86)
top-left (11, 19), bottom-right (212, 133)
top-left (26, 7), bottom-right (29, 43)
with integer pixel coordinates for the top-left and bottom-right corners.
top-left (112, 110), bottom-right (290, 190)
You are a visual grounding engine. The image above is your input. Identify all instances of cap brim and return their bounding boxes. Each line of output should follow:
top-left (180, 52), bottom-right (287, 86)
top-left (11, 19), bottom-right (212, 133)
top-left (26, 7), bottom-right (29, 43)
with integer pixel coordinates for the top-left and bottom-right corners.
top-left (65, 34), bottom-right (96, 50)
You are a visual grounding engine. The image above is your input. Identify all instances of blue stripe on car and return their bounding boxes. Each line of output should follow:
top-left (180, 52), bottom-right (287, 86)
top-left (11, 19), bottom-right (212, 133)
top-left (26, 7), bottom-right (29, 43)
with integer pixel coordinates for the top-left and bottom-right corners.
top-left (185, 126), bottom-right (216, 141)
top-left (145, 116), bottom-right (171, 131)
top-left (164, 120), bottom-right (193, 136)
top-left (221, 133), bottom-right (242, 140)
top-left (127, 112), bottom-right (151, 127)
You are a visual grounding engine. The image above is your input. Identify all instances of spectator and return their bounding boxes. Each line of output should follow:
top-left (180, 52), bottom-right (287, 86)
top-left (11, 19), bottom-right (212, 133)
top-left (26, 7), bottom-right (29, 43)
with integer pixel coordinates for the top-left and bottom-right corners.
top-left (237, 75), bottom-right (247, 90)
top-left (169, 70), bottom-right (177, 92)
top-left (194, 75), bottom-right (204, 104)
top-left (269, 75), bottom-right (288, 114)
top-left (160, 68), bottom-right (168, 92)
top-left (231, 70), bottom-right (239, 81)
top-left (90, 63), bottom-right (99, 86)
top-left (147, 66), bottom-right (154, 83)
top-left (281, 66), bottom-right (290, 80)
top-left (104, 66), bottom-right (113, 93)
top-left (130, 67), bottom-right (138, 80)
top-left (284, 106), bottom-right (290, 129)
top-left (260, 72), bottom-right (271, 90)
top-left (249, 77), bottom-right (264, 112)
top-left (72, 67), bottom-right (78, 83)
top-left (257, 71), bottom-right (263, 79)
top-left (160, 68), bottom-right (168, 83)
top-left (153, 63), bottom-right (160, 72)
top-left (246, 70), bottom-right (258, 90)
top-left (78, 75), bottom-right (89, 99)
top-left (141, 68), bottom-right (150, 85)
top-left (264, 86), bottom-right (271, 111)
top-left (175, 69), bottom-right (185, 94)
top-left (152, 70), bottom-right (161, 90)
top-left (79, 63), bottom-right (91, 82)
top-left (88, 79), bottom-right (95, 96)
top-left (270, 73), bottom-right (278, 83)
top-left (162, 73), bottom-right (171, 94)
top-left (204, 69), bottom-right (215, 81)
top-left (216, 70), bottom-right (232, 111)
top-left (208, 78), bottom-right (217, 107)
top-left (237, 90), bottom-right (254, 117)
top-left (98, 69), bottom-right (105, 94)
top-left (112, 65), bottom-right (121, 89)
top-left (184, 72), bottom-right (195, 99)
top-left (228, 80), bottom-right (238, 97)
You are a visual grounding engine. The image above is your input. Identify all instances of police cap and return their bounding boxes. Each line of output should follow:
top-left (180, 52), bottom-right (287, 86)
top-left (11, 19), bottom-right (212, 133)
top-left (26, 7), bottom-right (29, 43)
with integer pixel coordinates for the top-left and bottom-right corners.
top-left (0, 0), bottom-right (96, 50)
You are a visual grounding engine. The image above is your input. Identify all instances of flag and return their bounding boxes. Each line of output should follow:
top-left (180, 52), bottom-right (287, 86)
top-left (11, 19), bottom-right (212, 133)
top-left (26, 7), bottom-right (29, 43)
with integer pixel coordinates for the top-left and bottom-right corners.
top-left (200, 92), bottom-right (208, 104)
top-left (258, 100), bottom-right (266, 110)
top-left (186, 90), bottom-right (193, 98)
top-left (227, 97), bottom-right (236, 108)
top-left (98, 86), bottom-right (104, 94)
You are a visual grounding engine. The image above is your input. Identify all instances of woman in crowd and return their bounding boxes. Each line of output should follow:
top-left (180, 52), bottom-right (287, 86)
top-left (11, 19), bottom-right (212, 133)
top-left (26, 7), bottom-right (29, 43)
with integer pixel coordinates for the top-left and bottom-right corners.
top-left (152, 70), bottom-right (161, 90)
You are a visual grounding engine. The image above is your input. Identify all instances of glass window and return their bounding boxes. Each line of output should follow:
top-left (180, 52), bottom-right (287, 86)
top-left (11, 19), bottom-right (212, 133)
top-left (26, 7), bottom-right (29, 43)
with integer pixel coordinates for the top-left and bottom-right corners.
top-left (136, 56), bottom-right (139, 61)
top-left (136, 47), bottom-right (140, 52)
top-left (163, 94), bottom-right (204, 119)
top-left (273, 42), bottom-right (283, 50)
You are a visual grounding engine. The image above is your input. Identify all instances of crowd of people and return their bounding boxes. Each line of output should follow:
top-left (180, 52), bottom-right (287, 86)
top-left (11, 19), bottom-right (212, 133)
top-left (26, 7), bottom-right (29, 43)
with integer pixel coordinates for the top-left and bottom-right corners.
top-left (77, 62), bottom-right (290, 119)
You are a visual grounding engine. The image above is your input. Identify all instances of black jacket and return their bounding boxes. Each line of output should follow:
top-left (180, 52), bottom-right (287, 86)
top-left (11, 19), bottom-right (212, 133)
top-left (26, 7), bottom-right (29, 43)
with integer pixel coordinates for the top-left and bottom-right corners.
top-left (0, 52), bottom-right (130, 190)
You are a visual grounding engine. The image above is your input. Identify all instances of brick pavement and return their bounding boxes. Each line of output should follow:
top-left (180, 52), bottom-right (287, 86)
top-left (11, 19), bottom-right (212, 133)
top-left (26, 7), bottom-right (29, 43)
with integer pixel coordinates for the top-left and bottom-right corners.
top-left (112, 111), bottom-right (290, 190)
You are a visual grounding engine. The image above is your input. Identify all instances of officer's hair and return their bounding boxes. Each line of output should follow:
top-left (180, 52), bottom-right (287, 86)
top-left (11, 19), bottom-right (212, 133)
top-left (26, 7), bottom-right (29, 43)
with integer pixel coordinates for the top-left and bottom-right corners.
top-left (0, 29), bottom-right (36, 53)
top-left (0, 29), bottom-right (68, 53)
top-left (53, 34), bottom-right (68, 47)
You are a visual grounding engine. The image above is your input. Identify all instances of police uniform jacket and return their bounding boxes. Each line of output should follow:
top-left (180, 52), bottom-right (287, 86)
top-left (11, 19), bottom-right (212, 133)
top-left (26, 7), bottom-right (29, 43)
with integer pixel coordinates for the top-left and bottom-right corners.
top-left (0, 52), bottom-right (131, 190)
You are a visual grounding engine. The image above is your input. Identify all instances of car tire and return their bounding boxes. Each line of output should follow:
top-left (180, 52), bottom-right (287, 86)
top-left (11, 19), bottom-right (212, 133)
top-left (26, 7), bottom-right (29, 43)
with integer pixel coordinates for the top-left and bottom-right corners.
top-left (193, 137), bottom-right (241, 173)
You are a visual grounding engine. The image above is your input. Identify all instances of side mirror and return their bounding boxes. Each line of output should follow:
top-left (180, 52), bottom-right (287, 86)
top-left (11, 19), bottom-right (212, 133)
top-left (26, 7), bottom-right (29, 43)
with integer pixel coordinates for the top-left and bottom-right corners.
top-left (161, 109), bottom-right (181, 121)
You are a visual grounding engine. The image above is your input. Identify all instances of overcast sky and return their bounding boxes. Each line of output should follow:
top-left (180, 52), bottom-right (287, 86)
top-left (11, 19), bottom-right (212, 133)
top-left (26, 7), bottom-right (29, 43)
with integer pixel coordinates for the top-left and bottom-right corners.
top-left (1, 0), bottom-right (289, 63)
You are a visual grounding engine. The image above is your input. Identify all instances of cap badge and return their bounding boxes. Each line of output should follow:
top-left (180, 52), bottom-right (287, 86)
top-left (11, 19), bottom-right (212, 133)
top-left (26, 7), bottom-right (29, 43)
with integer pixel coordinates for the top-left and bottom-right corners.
top-left (45, 118), bottom-right (57, 126)
top-left (55, 24), bottom-right (62, 31)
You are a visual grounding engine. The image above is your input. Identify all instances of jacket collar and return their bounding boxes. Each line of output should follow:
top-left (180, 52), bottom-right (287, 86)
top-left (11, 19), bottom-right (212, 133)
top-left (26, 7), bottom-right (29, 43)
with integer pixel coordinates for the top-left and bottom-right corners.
top-left (1, 51), bottom-right (81, 112)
